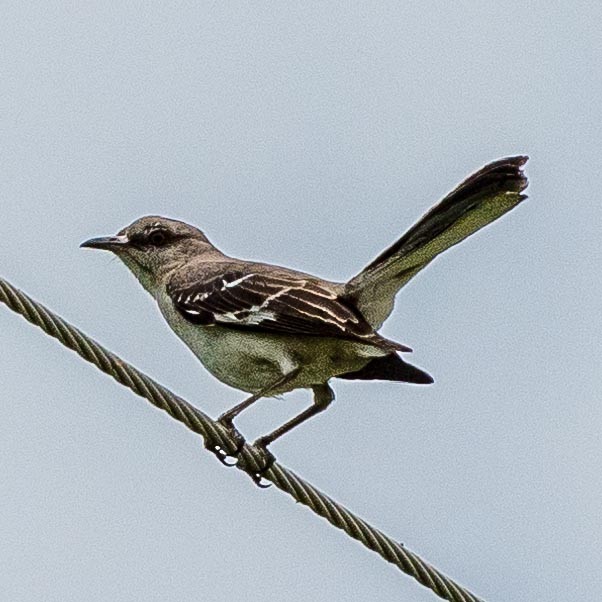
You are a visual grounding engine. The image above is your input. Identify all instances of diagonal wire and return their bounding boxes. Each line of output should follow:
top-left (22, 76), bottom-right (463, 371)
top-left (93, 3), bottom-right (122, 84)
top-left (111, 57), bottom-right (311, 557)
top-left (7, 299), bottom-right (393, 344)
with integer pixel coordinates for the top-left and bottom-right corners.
top-left (0, 275), bottom-right (485, 602)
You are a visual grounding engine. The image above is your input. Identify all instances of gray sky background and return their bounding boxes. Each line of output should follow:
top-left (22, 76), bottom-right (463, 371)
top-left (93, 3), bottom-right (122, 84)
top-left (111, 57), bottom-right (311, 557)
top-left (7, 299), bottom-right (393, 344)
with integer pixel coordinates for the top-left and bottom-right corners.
top-left (1, 3), bottom-right (600, 601)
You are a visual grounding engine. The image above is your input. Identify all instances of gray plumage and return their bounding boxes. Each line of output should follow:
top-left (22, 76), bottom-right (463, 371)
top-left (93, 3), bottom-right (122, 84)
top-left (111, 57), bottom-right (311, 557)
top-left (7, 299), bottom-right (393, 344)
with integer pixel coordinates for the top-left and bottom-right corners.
top-left (81, 156), bottom-right (528, 450)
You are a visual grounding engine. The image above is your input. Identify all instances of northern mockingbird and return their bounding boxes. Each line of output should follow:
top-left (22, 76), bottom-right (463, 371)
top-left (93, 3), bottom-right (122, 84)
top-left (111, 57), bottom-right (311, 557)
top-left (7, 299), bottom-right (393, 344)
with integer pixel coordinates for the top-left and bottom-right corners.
top-left (81, 156), bottom-right (528, 473)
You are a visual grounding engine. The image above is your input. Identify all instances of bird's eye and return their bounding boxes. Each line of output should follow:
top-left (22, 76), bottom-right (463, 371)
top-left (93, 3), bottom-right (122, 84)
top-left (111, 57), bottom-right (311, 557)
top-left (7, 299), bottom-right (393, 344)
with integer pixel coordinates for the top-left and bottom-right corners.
top-left (148, 230), bottom-right (167, 246)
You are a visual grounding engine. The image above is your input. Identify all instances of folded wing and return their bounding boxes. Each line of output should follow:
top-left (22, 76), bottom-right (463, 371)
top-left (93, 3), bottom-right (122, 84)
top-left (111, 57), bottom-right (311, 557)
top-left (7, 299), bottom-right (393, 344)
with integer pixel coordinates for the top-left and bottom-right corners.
top-left (167, 270), bottom-right (410, 352)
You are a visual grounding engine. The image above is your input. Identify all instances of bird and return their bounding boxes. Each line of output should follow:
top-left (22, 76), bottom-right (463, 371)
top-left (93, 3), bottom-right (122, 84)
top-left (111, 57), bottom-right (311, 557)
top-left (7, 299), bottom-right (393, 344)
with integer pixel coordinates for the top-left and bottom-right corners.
top-left (81, 156), bottom-right (528, 477)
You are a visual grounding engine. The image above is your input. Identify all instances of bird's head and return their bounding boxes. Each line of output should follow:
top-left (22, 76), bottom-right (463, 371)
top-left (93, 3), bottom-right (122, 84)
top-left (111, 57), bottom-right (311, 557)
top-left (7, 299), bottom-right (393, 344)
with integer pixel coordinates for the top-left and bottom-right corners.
top-left (81, 216), bottom-right (217, 292)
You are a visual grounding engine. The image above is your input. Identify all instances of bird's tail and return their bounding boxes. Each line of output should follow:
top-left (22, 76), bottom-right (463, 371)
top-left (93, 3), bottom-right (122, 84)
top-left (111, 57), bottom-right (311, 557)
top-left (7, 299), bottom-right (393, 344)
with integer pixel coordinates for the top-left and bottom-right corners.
top-left (344, 156), bottom-right (529, 328)
top-left (338, 353), bottom-right (433, 384)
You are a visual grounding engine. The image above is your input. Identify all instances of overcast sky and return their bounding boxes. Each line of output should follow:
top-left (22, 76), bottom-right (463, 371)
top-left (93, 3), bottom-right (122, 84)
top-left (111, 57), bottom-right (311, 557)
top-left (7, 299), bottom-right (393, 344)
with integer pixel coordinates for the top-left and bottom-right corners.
top-left (1, 3), bottom-right (601, 601)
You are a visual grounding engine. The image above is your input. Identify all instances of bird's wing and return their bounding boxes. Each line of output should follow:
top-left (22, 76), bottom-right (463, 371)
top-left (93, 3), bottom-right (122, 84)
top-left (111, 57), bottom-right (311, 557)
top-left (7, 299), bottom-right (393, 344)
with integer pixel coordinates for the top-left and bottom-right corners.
top-left (167, 269), bottom-right (410, 352)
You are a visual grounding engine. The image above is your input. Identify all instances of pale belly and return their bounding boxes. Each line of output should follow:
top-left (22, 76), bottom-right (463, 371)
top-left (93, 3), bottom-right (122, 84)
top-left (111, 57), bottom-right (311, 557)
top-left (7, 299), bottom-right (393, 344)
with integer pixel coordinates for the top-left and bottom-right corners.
top-left (156, 291), bottom-right (384, 394)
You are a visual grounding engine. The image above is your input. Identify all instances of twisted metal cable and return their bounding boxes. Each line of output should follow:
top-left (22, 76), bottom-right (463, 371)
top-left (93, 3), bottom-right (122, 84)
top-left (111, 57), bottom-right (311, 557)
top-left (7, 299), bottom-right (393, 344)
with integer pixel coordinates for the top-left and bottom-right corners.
top-left (1, 275), bottom-right (485, 602)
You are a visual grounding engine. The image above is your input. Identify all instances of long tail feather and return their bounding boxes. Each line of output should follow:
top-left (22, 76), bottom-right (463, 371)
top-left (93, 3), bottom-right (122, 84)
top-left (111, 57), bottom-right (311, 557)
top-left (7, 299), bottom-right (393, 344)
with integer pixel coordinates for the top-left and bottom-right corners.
top-left (345, 156), bottom-right (528, 327)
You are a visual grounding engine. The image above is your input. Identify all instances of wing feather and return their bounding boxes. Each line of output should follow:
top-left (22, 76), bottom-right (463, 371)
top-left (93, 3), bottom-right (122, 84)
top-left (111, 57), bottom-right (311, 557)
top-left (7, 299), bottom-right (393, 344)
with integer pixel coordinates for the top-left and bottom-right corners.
top-left (167, 270), bottom-right (410, 351)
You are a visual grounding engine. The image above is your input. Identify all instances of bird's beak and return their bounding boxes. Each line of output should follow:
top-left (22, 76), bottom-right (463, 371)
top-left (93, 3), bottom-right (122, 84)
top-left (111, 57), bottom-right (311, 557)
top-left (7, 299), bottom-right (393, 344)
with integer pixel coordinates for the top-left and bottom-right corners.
top-left (80, 234), bottom-right (130, 251)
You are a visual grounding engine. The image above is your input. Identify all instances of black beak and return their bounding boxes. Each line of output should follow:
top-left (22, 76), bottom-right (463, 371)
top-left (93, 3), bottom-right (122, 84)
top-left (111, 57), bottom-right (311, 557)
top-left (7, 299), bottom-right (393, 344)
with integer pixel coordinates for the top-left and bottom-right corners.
top-left (80, 235), bottom-right (129, 251)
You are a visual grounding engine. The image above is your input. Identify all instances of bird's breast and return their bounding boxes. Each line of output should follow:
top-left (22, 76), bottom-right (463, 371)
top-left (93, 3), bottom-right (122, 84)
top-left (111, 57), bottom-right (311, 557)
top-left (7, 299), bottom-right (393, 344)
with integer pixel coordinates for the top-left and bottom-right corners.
top-left (155, 289), bottom-right (381, 394)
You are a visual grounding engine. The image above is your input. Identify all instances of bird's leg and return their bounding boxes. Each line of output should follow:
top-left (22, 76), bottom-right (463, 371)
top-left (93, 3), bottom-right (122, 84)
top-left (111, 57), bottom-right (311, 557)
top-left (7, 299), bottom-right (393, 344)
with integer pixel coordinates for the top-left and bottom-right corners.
top-left (251, 383), bottom-right (335, 475)
top-left (218, 365), bottom-right (301, 426)
top-left (205, 366), bottom-right (301, 467)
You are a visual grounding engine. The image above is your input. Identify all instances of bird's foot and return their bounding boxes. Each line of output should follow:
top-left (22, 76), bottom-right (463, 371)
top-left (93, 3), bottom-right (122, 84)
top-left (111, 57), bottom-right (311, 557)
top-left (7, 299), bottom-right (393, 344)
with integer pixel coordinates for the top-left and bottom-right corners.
top-left (204, 421), bottom-right (277, 488)
top-left (244, 437), bottom-right (276, 488)
top-left (204, 418), bottom-right (246, 467)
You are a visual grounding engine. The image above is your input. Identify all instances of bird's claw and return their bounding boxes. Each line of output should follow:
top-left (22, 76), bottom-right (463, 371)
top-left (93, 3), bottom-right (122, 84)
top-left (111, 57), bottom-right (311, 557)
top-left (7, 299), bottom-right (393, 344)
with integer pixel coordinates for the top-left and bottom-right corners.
top-left (206, 445), bottom-right (239, 466)
top-left (204, 424), bottom-right (277, 489)
top-left (204, 420), bottom-right (246, 466)
top-left (250, 473), bottom-right (272, 488)
top-left (245, 437), bottom-right (276, 488)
